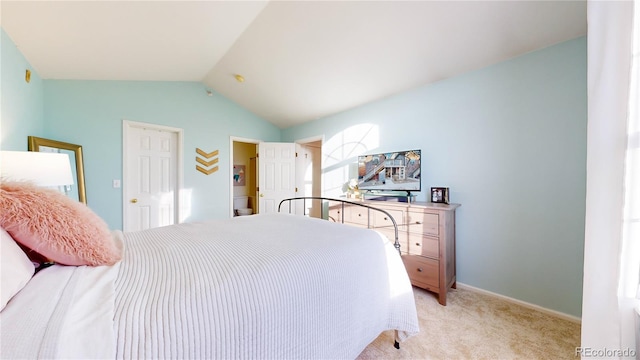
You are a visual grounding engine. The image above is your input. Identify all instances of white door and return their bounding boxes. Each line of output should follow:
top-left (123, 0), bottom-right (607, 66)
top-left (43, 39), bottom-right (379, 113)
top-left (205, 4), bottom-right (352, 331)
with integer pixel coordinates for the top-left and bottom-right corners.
top-left (258, 142), bottom-right (296, 214)
top-left (295, 142), bottom-right (322, 218)
top-left (124, 123), bottom-right (180, 231)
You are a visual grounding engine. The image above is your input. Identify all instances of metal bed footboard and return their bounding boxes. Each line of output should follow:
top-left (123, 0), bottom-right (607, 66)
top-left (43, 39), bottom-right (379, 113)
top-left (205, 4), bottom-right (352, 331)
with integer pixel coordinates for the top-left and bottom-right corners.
top-left (277, 196), bottom-right (401, 256)
top-left (278, 196), bottom-right (404, 350)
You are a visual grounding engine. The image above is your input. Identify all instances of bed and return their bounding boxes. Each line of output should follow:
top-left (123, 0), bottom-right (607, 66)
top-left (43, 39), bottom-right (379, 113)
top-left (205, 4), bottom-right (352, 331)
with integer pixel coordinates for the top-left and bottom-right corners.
top-left (0, 188), bottom-right (419, 359)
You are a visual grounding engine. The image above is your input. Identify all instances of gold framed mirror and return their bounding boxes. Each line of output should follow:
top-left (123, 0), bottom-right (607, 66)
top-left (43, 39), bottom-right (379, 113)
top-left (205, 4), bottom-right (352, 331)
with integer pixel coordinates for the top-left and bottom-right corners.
top-left (28, 136), bottom-right (87, 204)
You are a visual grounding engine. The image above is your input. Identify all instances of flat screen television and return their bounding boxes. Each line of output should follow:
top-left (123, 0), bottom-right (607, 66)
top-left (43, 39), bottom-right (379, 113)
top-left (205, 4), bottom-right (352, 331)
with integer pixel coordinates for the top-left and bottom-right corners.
top-left (357, 149), bottom-right (421, 193)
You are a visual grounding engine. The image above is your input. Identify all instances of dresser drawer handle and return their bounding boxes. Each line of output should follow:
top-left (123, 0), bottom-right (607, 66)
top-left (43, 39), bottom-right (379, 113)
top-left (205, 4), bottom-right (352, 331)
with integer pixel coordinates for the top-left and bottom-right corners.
top-left (417, 268), bottom-right (423, 272)
top-left (415, 242), bottom-right (421, 246)
top-left (358, 213), bottom-right (362, 217)
top-left (384, 217), bottom-right (388, 220)
top-left (415, 221), bottom-right (422, 224)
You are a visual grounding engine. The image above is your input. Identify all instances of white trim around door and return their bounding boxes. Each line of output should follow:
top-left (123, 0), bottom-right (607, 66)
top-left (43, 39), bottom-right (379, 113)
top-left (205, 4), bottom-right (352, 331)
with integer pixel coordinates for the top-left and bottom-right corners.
top-left (123, 120), bottom-right (184, 231)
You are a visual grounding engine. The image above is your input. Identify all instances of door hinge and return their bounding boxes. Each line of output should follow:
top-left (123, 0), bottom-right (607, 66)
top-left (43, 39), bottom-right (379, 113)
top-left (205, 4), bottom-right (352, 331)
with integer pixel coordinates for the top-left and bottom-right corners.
top-left (295, 187), bottom-right (298, 192)
top-left (257, 187), bottom-right (259, 192)
top-left (295, 152), bottom-right (298, 157)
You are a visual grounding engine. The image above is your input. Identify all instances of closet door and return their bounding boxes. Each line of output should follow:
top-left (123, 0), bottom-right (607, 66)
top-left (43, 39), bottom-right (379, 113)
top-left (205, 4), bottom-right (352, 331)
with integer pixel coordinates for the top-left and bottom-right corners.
top-left (123, 121), bottom-right (182, 231)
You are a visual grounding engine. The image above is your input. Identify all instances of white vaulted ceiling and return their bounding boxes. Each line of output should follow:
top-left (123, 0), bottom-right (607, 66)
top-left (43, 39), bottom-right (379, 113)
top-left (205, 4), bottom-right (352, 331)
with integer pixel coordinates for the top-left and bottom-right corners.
top-left (1, 1), bottom-right (587, 128)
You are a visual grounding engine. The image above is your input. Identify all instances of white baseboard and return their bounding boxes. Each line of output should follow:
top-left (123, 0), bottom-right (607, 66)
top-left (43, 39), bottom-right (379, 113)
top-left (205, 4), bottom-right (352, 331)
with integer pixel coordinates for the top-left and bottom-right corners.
top-left (456, 282), bottom-right (582, 324)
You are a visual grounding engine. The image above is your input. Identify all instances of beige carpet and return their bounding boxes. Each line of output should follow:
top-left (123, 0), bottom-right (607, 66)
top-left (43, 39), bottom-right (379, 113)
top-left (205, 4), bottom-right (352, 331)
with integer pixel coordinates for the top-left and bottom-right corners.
top-left (357, 286), bottom-right (581, 360)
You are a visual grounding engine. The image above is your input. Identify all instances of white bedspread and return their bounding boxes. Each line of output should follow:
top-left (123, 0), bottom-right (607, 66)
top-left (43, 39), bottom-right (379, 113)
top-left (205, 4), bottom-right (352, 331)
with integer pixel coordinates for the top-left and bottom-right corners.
top-left (114, 213), bottom-right (419, 359)
top-left (0, 213), bottom-right (418, 359)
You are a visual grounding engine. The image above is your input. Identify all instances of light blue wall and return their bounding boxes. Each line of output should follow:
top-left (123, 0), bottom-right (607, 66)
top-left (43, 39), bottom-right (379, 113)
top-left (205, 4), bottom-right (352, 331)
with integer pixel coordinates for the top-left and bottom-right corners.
top-left (0, 29), bottom-right (45, 149)
top-left (282, 37), bottom-right (587, 317)
top-left (1, 29), bottom-right (280, 229)
top-left (1, 27), bottom-right (586, 317)
top-left (42, 80), bottom-right (281, 229)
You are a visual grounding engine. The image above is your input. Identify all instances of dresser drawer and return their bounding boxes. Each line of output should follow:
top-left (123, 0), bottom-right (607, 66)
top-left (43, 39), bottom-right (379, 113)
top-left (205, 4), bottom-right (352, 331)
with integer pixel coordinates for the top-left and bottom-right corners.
top-left (379, 229), bottom-right (424, 256)
top-left (406, 211), bottom-right (439, 236)
top-left (388, 227), bottom-right (421, 256)
top-left (403, 236), bottom-right (423, 256)
top-left (376, 227), bottom-right (405, 247)
top-left (407, 232), bottom-right (439, 258)
top-left (328, 206), bottom-right (346, 223)
top-left (347, 205), bottom-right (371, 226)
top-left (402, 255), bottom-right (439, 290)
top-left (373, 208), bottom-right (404, 229)
top-left (328, 205), bottom-right (369, 226)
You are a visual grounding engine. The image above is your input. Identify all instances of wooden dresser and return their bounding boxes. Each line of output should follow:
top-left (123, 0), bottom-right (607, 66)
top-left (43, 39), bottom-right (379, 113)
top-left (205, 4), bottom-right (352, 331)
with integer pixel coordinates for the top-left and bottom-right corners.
top-left (328, 199), bottom-right (460, 305)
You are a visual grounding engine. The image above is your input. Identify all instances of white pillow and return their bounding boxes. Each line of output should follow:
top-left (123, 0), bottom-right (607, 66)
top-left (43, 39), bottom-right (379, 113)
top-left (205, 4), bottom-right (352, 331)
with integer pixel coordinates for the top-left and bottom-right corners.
top-left (1, 227), bottom-right (35, 311)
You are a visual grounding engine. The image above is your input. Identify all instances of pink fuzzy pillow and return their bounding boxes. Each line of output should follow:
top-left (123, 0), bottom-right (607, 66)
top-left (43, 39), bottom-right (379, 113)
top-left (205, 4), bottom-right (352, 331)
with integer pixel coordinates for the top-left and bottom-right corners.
top-left (0, 181), bottom-right (122, 266)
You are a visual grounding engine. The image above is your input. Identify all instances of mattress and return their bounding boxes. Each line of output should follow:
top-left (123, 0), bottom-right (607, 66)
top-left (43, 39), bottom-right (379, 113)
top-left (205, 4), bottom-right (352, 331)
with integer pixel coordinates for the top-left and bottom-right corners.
top-left (1, 213), bottom-right (419, 359)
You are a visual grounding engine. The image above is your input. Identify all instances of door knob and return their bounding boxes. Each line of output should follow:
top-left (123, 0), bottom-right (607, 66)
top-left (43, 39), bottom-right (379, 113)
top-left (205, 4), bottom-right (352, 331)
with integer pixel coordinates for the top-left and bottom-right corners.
top-left (130, 198), bottom-right (138, 203)
top-left (259, 194), bottom-right (264, 197)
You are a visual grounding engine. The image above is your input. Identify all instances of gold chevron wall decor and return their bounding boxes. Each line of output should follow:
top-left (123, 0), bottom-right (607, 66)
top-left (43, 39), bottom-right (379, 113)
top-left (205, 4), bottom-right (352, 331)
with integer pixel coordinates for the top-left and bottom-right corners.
top-left (196, 148), bottom-right (219, 175)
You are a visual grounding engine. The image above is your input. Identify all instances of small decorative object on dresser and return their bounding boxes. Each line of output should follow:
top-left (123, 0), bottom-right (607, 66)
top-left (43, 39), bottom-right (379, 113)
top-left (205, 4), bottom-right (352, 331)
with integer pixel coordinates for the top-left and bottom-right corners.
top-left (431, 187), bottom-right (450, 204)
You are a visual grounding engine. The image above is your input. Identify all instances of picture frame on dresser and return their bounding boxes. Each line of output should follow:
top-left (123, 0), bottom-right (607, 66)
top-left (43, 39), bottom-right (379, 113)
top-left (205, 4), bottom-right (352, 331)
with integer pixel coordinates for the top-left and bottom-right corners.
top-left (431, 187), bottom-right (450, 204)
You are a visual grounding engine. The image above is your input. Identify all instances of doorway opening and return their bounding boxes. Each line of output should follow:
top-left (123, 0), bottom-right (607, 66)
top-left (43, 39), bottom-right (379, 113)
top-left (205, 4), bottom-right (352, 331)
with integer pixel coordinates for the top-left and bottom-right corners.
top-left (230, 137), bottom-right (259, 217)
top-left (229, 135), bottom-right (323, 218)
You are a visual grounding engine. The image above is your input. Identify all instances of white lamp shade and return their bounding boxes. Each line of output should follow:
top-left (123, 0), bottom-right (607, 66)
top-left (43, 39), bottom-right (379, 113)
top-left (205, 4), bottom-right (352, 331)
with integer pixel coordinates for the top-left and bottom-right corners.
top-left (0, 151), bottom-right (74, 187)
